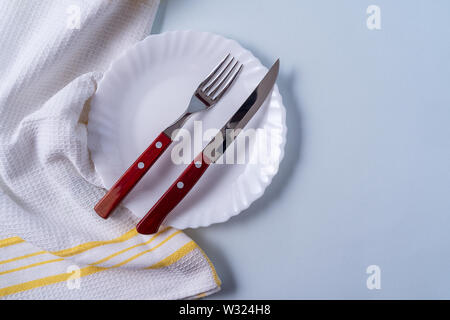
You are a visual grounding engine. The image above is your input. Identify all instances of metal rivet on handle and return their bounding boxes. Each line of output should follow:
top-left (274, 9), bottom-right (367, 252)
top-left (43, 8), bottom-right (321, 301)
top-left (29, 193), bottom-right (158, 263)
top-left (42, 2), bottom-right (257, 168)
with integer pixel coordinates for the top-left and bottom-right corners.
top-left (177, 182), bottom-right (184, 189)
top-left (137, 162), bottom-right (145, 169)
top-left (156, 141), bottom-right (162, 149)
top-left (195, 161), bottom-right (202, 168)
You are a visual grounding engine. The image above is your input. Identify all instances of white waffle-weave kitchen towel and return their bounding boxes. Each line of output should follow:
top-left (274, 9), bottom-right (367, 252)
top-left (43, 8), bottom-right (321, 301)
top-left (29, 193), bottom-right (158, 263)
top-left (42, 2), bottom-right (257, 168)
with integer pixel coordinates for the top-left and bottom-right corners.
top-left (0, 0), bottom-right (220, 299)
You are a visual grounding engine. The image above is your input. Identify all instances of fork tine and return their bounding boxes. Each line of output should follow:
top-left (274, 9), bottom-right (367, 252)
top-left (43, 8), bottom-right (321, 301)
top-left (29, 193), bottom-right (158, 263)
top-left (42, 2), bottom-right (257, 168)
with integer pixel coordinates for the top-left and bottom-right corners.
top-left (209, 60), bottom-right (240, 97)
top-left (198, 54), bottom-right (231, 87)
top-left (203, 57), bottom-right (236, 93)
top-left (212, 63), bottom-right (243, 101)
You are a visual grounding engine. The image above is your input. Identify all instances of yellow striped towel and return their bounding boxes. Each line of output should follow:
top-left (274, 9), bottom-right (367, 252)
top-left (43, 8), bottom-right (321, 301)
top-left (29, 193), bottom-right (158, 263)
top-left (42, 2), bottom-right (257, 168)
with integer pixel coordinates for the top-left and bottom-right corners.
top-left (0, 0), bottom-right (220, 299)
top-left (0, 228), bottom-right (220, 299)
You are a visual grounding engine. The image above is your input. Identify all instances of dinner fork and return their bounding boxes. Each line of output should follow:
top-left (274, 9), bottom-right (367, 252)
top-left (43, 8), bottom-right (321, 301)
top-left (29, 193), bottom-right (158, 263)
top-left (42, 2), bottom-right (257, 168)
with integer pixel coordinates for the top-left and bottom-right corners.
top-left (95, 54), bottom-right (243, 219)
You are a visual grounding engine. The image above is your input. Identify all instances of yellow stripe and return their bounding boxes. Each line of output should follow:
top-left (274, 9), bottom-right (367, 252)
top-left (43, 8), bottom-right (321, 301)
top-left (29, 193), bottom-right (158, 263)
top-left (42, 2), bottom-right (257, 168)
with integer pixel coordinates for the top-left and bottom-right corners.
top-left (0, 228), bottom-right (171, 275)
top-left (92, 227), bottom-right (171, 266)
top-left (0, 251), bottom-right (46, 265)
top-left (0, 237), bottom-right (24, 248)
top-left (50, 228), bottom-right (138, 257)
top-left (0, 229), bottom-right (138, 267)
top-left (198, 247), bottom-right (221, 287)
top-left (111, 230), bottom-right (182, 268)
top-left (0, 234), bottom-right (198, 297)
top-left (0, 229), bottom-right (180, 282)
top-left (146, 241), bottom-right (196, 269)
top-left (0, 265), bottom-right (106, 297)
top-left (0, 258), bottom-right (64, 276)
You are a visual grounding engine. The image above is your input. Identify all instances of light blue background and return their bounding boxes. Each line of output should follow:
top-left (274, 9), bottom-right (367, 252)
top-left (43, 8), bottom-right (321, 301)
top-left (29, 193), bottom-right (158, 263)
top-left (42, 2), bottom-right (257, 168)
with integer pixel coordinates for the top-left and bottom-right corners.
top-left (152, 0), bottom-right (450, 299)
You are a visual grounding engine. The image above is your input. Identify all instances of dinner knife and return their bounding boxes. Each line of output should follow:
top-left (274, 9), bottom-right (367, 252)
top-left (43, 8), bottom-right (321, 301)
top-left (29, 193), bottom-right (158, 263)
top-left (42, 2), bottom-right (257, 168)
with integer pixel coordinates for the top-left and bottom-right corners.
top-left (136, 59), bottom-right (280, 234)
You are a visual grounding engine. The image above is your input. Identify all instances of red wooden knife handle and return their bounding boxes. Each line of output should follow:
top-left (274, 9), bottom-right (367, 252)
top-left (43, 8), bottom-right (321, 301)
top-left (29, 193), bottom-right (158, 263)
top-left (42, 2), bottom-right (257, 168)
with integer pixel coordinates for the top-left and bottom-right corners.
top-left (94, 132), bottom-right (172, 219)
top-left (136, 153), bottom-right (211, 234)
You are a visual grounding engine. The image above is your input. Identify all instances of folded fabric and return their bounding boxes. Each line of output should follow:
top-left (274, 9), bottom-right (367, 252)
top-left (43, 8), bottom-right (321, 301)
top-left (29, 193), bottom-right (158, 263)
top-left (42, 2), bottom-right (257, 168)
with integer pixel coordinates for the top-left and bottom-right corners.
top-left (0, 0), bottom-right (220, 299)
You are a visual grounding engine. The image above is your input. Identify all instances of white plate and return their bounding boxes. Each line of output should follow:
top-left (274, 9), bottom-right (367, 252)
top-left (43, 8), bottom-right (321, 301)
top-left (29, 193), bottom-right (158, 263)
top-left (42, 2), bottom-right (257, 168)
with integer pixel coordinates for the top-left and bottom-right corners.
top-left (88, 30), bottom-right (286, 229)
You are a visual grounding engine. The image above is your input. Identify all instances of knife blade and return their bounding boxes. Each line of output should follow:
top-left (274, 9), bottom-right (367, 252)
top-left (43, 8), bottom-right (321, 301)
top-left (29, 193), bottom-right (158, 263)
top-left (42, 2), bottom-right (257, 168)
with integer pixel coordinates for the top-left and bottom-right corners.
top-left (203, 59), bottom-right (280, 164)
top-left (136, 59), bottom-right (280, 234)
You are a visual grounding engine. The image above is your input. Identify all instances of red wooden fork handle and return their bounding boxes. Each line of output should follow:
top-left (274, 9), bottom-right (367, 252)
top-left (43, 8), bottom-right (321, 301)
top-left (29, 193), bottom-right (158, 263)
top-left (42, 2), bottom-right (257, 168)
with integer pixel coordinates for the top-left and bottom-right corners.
top-left (136, 153), bottom-right (210, 234)
top-left (94, 132), bottom-right (172, 219)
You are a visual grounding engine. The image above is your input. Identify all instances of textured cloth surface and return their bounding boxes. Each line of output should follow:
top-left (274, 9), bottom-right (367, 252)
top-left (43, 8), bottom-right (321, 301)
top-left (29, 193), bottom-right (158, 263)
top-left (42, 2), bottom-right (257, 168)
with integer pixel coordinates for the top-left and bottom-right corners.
top-left (0, 0), bottom-right (220, 299)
